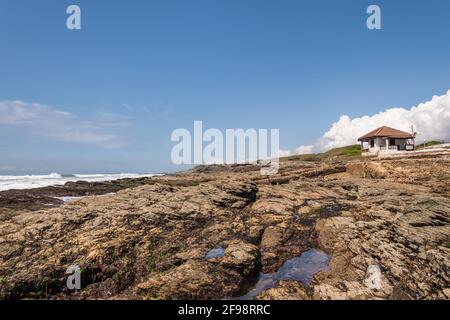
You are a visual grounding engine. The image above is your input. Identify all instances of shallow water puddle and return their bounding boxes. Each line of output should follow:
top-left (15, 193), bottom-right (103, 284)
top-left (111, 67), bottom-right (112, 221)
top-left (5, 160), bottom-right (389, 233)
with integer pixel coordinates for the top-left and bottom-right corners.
top-left (205, 247), bottom-right (225, 260)
top-left (56, 196), bottom-right (84, 203)
top-left (234, 248), bottom-right (330, 300)
top-left (56, 193), bottom-right (116, 203)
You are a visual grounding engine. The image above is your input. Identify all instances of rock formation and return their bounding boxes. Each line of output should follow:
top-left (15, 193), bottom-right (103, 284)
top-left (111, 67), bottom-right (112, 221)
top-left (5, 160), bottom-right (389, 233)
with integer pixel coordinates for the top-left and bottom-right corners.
top-left (0, 156), bottom-right (449, 300)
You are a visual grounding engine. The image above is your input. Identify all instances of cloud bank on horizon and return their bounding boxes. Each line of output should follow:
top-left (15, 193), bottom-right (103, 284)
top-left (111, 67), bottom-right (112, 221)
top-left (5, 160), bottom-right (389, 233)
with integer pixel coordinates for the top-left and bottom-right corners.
top-left (286, 89), bottom-right (450, 156)
top-left (0, 100), bottom-right (128, 147)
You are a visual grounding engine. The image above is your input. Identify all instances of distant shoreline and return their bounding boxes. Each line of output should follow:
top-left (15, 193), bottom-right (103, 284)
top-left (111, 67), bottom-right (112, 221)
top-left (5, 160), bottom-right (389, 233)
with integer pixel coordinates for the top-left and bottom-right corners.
top-left (0, 173), bottom-right (163, 192)
top-left (0, 174), bottom-right (165, 215)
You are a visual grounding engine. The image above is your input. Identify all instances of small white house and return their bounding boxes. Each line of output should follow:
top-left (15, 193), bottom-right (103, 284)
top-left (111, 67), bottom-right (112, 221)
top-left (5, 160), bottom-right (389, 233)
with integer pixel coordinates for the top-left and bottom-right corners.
top-left (358, 126), bottom-right (416, 157)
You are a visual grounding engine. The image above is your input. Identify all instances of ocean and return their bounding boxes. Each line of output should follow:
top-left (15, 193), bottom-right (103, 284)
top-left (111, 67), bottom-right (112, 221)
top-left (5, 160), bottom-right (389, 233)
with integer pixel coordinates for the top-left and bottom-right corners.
top-left (0, 173), bottom-right (160, 192)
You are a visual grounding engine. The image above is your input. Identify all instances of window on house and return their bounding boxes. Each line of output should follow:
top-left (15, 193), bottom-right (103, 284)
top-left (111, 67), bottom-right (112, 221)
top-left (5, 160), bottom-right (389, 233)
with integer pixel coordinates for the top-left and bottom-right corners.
top-left (389, 138), bottom-right (395, 146)
top-left (370, 140), bottom-right (374, 148)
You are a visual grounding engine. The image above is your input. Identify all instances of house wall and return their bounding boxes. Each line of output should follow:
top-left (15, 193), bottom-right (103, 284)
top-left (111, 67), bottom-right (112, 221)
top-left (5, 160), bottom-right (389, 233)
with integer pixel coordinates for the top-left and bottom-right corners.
top-left (395, 139), bottom-right (407, 150)
top-left (367, 138), bottom-right (383, 154)
top-left (376, 138), bottom-right (386, 148)
top-left (361, 138), bottom-right (413, 156)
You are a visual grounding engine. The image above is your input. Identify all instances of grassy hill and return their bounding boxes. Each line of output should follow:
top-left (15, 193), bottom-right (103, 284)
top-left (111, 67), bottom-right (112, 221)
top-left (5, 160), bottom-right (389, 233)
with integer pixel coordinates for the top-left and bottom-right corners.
top-left (281, 144), bottom-right (362, 162)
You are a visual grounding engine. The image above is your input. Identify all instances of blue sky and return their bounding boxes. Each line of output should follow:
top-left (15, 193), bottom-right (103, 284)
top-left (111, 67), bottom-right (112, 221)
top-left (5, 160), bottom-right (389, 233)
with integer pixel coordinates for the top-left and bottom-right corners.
top-left (1, 0), bottom-right (450, 174)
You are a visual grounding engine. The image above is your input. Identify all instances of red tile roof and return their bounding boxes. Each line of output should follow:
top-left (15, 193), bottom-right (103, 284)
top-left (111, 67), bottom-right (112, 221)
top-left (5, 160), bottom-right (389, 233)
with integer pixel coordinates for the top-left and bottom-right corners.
top-left (358, 126), bottom-right (415, 141)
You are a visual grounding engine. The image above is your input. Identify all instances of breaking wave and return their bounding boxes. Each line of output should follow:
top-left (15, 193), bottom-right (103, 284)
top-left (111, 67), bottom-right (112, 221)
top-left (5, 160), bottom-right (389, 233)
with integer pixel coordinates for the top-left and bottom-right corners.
top-left (0, 173), bottom-right (161, 192)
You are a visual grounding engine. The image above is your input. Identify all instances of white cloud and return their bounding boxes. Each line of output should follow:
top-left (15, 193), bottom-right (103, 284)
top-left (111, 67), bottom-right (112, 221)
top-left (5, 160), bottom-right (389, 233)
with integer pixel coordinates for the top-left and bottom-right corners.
top-left (277, 145), bottom-right (314, 158)
top-left (278, 149), bottom-right (293, 157)
top-left (295, 145), bottom-right (314, 155)
top-left (95, 110), bottom-right (134, 127)
top-left (286, 89), bottom-right (450, 155)
top-left (278, 145), bottom-right (314, 158)
top-left (314, 90), bottom-right (450, 151)
top-left (0, 100), bottom-right (127, 146)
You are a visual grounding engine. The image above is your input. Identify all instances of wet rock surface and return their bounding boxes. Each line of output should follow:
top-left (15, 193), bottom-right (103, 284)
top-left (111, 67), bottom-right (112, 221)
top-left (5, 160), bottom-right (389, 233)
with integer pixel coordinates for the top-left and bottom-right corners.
top-left (0, 178), bottom-right (156, 216)
top-left (0, 157), bottom-right (449, 300)
top-left (235, 248), bottom-right (330, 300)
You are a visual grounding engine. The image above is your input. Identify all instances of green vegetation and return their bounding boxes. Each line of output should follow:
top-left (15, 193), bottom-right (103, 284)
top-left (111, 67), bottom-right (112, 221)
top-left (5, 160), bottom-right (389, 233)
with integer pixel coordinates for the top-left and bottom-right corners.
top-left (113, 176), bottom-right (207, 189)
top-left (282, 153), bottom-right (322, 162)
top-left (281, 144), bottom-right (362, 162)
top-left (146, 250), bottom-right (168, 272)
top-left (416, 140), bottom-right (444, 150)
top-left (143, 178), bottom-right (207, 187)
top-left (323, 144), bottom-right (362, 158)
top-left (114, 178), bottom-right (148, 188)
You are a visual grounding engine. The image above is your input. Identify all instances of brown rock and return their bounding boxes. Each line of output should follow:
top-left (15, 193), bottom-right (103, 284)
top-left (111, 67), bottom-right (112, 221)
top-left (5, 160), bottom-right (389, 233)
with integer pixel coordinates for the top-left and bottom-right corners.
top-left (257, 280), bottom-right (310, 300)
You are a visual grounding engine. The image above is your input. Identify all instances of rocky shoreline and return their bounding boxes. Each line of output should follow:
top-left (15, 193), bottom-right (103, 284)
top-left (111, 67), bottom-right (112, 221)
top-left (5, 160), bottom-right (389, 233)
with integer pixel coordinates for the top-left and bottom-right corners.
top-left (0, 156), bottom-right (449, 300)
top-left (0, 177), bottom-right (161, 217)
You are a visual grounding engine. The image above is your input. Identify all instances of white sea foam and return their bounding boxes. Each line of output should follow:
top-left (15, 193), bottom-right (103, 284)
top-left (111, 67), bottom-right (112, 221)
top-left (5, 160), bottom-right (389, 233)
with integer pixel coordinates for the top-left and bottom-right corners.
top-left (0, 173), bottom-right (161, 192)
